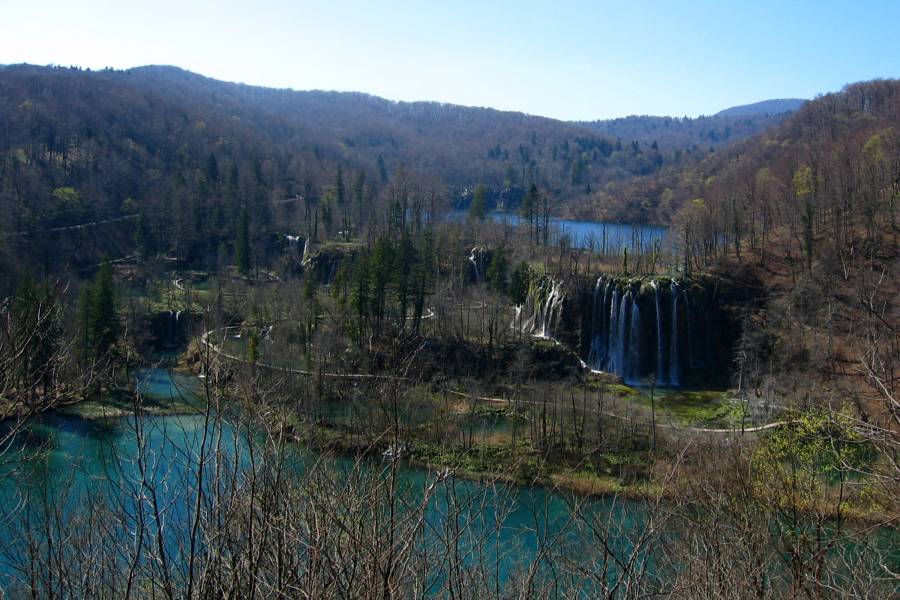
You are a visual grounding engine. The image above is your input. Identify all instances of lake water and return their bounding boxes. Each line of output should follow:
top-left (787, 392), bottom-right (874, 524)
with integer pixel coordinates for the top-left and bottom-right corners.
top-left (452, 210), bottom-right (668, 253)
top-left (0, 369), bottom-right (648, 594)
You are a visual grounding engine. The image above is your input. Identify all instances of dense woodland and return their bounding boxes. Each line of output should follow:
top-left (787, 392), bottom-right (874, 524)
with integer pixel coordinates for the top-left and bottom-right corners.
top-left (578, 98), bottom-right (803, 152)
top-left (0, 65), bottom-right (898, 598)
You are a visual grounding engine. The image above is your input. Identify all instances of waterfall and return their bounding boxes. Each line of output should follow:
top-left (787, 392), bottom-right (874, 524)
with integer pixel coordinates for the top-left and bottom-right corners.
top-left (628, 292), bottom-right (641, 382)
top-left (652, 281), bottom-right (666, 384)
top-left (513, 276), bottom-right (565, 339)
top-left (285, 234), bottom-right (303, 258)
top-left (669, 281), bottom-right (680, 385)
top-left (469, 247), bottom-right (484, 282)
top-left (618, 291), bottom-right (630, 376)
top-left (539, 278), bottom-right (564, 338)
top-left (683, 287), bottom-right (695, 369)
top-left (512, 304), bottom-right (523, 331)
top-left (606, 287), bottom-right (620, 372)
top-left (588, 278), bottom-right (610, 370)
top-left (581, 276), bottom-right (717, 386)
top-left (301, 238), bottom-right (311, 264)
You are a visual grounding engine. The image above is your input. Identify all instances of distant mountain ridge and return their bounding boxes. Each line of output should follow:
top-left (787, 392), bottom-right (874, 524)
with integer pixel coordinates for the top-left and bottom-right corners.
top-left (576, 97), bottom-right (806, 151)
top-left (714, 98), bottom-right (806, 117)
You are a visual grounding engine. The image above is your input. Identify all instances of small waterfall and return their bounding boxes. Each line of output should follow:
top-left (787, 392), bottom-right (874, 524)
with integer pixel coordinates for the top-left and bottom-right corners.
top-left (669, 281), bottom-right (680, 385)
top-left (512, 304), bottom-right (523, 331)
top-left (513, 276), bottom-right (565, 339)
top-left (538, 278), bottom-right (564, 338)
top-left (469, 247), bottom-right (486, 282)
top-left (652, 281), bottom-right (666, 384)
top-left (301, 238), bottom-right (311, 264)
top-left (285, 234), bottom-right (303, 257)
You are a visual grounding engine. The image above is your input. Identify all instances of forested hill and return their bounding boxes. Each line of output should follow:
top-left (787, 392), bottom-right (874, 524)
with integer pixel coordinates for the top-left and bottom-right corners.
top-left (0, 63), bottom-right (690, 228)
top-left (577, 79), bottom-right (900, 235)
top-left (577, 98), bottom-right (804, 152)
top-left (714, 98), bottom-right (805, 117)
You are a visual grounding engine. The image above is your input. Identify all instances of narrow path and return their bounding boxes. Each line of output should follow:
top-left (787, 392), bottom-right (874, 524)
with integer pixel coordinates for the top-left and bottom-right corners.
top-left (1, 213), bottom-right (140, 239)
top-left (200, 327), bottom-right (785, 435)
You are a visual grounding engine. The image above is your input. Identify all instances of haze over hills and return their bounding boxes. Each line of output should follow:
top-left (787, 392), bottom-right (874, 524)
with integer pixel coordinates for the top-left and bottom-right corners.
top-left (0, 64), bottom-right (681, 193)
top-left (576, 97), bottom-right (806, 152)
top-left (570, 78), bottom-right (899, 227)
top-left (713, 97), bottom-right (805, 117)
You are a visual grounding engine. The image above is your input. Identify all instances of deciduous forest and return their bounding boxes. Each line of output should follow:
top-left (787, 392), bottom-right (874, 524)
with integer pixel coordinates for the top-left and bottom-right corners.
top-left (0, 63), bottom-right (897, 598)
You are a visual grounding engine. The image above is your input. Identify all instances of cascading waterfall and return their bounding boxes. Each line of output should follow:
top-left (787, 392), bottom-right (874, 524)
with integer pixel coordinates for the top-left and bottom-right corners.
top-left (587, 278), bottom-right (610, 368)
top-left (652, 281), bottom-right (666, 384)
top-left (615, 290), bottom-right (630, 375)
top-left (669, 281), bottom-right (680, 385)
top-left (683, 286), bottom-right (694, 369)
top-left (284, 234), bottom-right (303, 258)
top-left (301, 238), bottom-right (311, 264)
top-left (514, 274), bottom-right (712, 386)
top-left (628, 293), bottom-right (641, 382)
top-left (513, 276), bottom-right (565, 339)
top-left (585, 277), bottom-right (695, 386)
top-left (469, 247), bottom-right (485, 282)
top-left (606, 286), bottom-right (620, 372)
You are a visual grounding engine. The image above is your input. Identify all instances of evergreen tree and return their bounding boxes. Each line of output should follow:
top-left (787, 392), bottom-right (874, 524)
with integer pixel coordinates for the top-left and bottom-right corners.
top-left (350, 255), bottom-right (371, 343)
top-left (246, 331), bottom-right (259, 364)
top-left (135, 209), bottom-right (155, 260)
top-left (353, 170), bottom-right (367, 226)
top-left (469, 184), bottom-right (488, 221)
top-left (370, 236), bottom-right (394, 325)
top-left (92, 260), bottom-right (119, 357)
top-left (509, 261), bottom-right (531, 305)
top-left (78, 261), bottom-right (120, 359)
top-left (377, 154), bottom-right (388, 183)
top-left (236, 207), bottom-right (251, 275)
top-left (321, 189), bottom-right (335, 238)
top-left (486, 246), bottom-right (509, 294)
top-left (521, 183), bottom-right (539, 242)
top-left (206, 152), bottom-right (219, 183)
top-left (395, 232), bottom-right (416, 326)
top-left (336, 164), bottom-right (349, 239)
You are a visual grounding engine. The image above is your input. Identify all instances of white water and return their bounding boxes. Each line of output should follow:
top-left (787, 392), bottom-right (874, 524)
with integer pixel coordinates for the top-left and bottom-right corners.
top-left (628, 293), bottom-right (641, 382)
top-left (652, 281), bottom-right (666, 384)
top-left (514, 276), bottom-right (565, 339)
top-left (469, 246), bottom-right (484, 281)
top-left (669, 281), bottom-right (680, 385)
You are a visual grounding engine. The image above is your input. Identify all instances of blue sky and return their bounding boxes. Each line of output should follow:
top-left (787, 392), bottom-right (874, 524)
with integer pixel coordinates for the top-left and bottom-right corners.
top-left (2, 0), bottom-right (897, 120)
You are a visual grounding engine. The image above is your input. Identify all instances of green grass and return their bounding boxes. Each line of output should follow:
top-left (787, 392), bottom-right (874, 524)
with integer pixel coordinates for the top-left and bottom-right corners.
top-left (635, 389), bottom-right (746, 427)
top-left (59, 390), bottom-right (198, 420)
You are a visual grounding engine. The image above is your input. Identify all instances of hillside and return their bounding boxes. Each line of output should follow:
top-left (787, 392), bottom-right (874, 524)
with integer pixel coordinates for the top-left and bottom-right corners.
top-left (714, 97), bottom-right (805, 117)
top-left (576, 97), bottom-right (804, 152)
top-left (582, 80), bottom-right (899, 424)
top-left (0, 64), bottom-right (686, 222)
